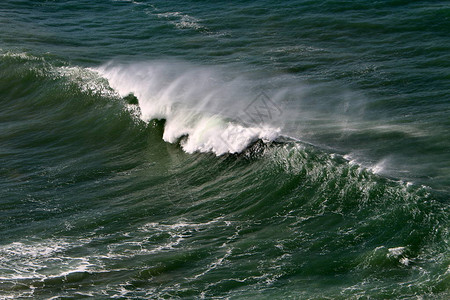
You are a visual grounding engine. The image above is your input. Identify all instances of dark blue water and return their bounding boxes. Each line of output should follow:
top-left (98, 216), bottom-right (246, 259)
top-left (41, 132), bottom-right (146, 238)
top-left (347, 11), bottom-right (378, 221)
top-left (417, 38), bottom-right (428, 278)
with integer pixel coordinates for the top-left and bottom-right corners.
top-left (1, 0), bottom-right (449, 298)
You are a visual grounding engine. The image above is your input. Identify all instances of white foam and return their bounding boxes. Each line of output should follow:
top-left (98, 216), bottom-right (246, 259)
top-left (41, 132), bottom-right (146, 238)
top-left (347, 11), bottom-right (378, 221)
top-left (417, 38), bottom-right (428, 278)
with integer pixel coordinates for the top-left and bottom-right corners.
top-left (139, 217), bottom-right (225, 232)
top-left (55, 66), bottom-right (116, 98)
top-left (268, 45), bottom-right (325, 54)
top-left (387, 246), bottom-right (410, 266)
top-left (155, 11), bottom-right (206, 31)
top-left (343, 153), bottom-right (359, 166)
top-left (388, 246), bottom-right (405, 257)
top-left (192, 247), bottom-right (233, 279)
top-left (344, 153), bottom-right (392, 176)
top-left (399, 257), bottom-right (410, 266)
top-left (0, 241), bottom-right (68, 258)
top-left (0, 51), bottom-right (44, 61)
top-left (173, 117), bottom-right (280, 155)
top-left (0, 239), bottom-right (93, 281)
top-left (370, 158), bottom-right (388, 174)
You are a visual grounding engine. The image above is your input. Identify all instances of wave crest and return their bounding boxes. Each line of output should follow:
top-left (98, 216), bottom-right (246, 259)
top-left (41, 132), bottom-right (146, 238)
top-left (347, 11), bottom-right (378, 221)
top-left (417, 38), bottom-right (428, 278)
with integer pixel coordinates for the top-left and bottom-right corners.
top-left (94, 61), bottom-right (281, 155)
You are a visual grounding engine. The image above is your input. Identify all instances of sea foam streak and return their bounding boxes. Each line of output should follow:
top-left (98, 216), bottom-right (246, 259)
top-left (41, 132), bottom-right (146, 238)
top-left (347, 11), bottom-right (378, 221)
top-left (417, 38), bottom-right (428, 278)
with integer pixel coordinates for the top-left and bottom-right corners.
top-left (94, 61), bottom-right (281, 155)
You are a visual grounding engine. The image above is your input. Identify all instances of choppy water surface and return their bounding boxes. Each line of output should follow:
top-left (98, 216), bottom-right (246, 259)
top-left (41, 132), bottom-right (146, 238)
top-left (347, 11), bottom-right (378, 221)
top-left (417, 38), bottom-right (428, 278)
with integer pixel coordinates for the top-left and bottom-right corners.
top-left (1, 0), bottom-right (449, 298)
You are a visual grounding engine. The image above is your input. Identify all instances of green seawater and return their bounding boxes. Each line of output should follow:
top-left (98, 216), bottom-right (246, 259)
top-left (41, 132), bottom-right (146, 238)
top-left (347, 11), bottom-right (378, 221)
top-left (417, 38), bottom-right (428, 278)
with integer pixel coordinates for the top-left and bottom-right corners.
top-left (1, 0), bottom-right (449, 299)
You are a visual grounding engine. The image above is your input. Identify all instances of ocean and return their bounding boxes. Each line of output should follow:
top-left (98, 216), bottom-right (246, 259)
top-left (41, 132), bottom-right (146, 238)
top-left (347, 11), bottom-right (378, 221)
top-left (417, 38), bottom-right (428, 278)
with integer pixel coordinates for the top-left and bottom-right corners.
top-left (1, 0), bottom-right (449, 298)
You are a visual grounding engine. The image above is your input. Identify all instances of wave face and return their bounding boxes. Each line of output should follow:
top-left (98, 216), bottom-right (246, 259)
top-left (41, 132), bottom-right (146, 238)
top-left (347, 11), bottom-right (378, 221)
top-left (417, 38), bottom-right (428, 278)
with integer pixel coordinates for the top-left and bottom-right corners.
top-left (1, 0), bottom-right (449, 299)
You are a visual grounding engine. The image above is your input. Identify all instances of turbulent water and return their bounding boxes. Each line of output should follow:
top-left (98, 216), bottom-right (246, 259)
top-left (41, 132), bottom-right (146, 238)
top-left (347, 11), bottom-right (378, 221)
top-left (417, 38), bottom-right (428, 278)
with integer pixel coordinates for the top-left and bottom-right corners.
top-left (1, 0), bottom-right (449, 299)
